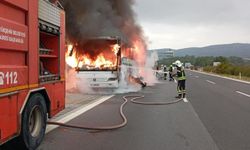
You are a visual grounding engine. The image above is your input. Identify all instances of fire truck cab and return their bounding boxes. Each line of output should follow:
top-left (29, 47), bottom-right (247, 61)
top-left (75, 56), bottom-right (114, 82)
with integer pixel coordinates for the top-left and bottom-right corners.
top-left (0, 0), bottom-right (65, 149)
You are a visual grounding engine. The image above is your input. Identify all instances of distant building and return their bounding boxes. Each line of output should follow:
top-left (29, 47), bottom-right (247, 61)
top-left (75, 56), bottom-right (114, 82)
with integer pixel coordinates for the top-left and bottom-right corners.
top-left (243, 58), bottom-right (250, 61)
top-left (213, 62), bottom-right (221, 67)
top-left (148, 48), bottom-right (174, 60)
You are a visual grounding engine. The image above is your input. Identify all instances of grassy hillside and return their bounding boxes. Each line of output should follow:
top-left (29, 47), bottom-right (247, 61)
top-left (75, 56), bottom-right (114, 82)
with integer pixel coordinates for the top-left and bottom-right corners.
top-left (175, 43), bottom-right (250, 58)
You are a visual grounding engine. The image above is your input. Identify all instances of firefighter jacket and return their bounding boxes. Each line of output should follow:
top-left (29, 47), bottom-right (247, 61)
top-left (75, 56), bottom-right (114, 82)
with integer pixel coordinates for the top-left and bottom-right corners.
top-left (169, 66), bottom-right (173, 72)
top-left (163, 67), bottom-right (167, 73)
top-left (176, 66), bottom-right (186, 81)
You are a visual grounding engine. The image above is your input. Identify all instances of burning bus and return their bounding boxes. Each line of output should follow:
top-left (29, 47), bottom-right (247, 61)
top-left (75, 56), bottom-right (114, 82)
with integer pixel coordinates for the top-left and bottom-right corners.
top-left (66, 36), bottom-right (121, 88)
top-left (61, 0), bottom-right (148, 89)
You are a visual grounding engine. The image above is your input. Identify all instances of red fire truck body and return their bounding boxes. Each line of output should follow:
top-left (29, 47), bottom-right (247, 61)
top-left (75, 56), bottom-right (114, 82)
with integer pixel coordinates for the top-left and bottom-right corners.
top-left (0, 0), bottom-right (65, 149)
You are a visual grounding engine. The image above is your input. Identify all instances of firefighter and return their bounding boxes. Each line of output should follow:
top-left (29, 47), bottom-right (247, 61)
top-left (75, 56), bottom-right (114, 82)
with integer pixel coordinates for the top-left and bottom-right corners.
top-left (173, 60), bottom-right (186, 98)
top-left (155, 65), bottom-right (160, 79)
top-left (163, 65), bottom-right (167, 80)
top-left (168, 64), bottom-right (174, 81)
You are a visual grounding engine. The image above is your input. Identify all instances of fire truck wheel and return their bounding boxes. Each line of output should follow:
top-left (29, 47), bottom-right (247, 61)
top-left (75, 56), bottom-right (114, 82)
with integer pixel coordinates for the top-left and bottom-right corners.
top-left (19, 93), bottom-right (47, 150)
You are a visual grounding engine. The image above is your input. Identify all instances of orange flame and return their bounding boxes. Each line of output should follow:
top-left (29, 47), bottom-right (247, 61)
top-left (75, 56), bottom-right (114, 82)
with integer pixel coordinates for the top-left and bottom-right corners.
top-left (66, 44), bottom-right (78, 68)
top-left (66, 44), bottom-right (118, 70)
top-left (132, 40), bottom-right (146, 66)
top-left (111, 44), bottom-right (120, 55)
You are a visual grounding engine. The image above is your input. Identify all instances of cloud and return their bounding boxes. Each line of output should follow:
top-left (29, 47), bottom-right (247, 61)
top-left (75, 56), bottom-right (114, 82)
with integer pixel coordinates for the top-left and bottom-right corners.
top-left (133, 0), bottom-right (250, 48)
top-left (135, 0), bottom-right (250, 25)
top-left (141, 22), bottom-right (250, 49)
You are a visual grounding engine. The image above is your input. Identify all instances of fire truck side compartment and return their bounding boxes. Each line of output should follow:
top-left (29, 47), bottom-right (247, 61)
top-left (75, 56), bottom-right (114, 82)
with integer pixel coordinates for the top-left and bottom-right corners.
top-left (0, 0), bottom-right (65, 145)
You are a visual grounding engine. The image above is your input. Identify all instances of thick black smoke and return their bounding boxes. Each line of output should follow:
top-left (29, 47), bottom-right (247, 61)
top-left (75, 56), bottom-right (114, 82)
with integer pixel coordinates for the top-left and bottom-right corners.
top-left (60, 0), bottom-right (147, 63)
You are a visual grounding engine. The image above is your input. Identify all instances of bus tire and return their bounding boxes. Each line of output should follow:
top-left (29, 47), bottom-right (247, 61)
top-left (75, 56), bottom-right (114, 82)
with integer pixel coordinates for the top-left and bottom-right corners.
top-left (19, 93), bottom-right (47, 150)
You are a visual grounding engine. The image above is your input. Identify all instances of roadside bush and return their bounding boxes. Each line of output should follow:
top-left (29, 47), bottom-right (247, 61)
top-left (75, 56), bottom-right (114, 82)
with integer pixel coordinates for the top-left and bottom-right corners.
top-left (215, 63), bottom-right (230, 74)
top-left (203, 66), bottom-right (214, 72)
top-left (211, 63), bottom-right (250, 77)
top-left (241, 66), bottom-right (250, 77)
top-left (158, 55), bottom-right (250, 77)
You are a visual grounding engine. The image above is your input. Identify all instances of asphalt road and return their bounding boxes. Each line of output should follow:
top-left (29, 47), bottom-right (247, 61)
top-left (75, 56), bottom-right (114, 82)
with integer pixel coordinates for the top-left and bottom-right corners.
top-left (186, 70), bottom-right (250, 150)
top-left (38, 80), bottom-right (218, 150)
top-left (2, 70), bottom-right (250, 150)
top-left (38, 71), bottom-right (250, 150)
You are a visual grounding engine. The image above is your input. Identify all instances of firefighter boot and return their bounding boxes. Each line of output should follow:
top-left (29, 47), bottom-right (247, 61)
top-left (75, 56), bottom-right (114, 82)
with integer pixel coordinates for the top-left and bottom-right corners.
top-left (175, 94), bottom-right (182, 99)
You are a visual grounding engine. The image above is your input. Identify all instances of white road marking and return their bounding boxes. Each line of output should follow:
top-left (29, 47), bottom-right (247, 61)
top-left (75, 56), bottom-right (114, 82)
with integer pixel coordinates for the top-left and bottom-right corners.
top-left (195, 76), bottom-right (199, 78)
top-left (183, 98), bottom-right (189, 102)
top-left (46, 95), bottom-right (114, 133)
top-left (206, 80), bottom-right (216, 85)
top-left (236, 91), bottom-right (250, 98)
top-left (189, 70), bottom-right (250, 84)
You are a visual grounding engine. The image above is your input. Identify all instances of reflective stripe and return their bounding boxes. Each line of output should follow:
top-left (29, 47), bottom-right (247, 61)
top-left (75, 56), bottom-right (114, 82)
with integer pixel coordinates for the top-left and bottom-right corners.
top-left (177, 86), bottom-right (181, 93)
top-left (0, 84), bottom-right (39, 94)
top-left (178, 77), bottom-right (186, 80)
top-left (177, 88), bottom-right (186, 93)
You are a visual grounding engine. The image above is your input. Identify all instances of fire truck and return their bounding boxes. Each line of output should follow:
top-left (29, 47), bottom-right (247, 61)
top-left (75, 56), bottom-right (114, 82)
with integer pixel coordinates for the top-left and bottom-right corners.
top-left (0, 0), bottom-right (65, 149)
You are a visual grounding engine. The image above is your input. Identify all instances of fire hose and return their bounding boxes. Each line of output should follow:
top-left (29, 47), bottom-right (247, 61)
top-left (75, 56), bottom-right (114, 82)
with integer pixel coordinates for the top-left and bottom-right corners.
top-left (47, 95), bottom-right (183, 131)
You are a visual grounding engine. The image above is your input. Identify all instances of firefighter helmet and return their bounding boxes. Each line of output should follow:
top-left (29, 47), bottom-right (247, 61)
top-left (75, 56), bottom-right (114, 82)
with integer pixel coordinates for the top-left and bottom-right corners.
top-left (174, 60), bottom-right (182, 67)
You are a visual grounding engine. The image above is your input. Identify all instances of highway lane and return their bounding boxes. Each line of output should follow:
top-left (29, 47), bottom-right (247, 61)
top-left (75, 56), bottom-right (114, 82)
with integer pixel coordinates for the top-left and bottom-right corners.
top-left (187, 70), bottom-right (250, 95)
top-left (38, 81), bottom-right (218, 150)
top-left (186, 70), bottom-right (250, 150)
top-left (2, 70), bottom-right (250, 150)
